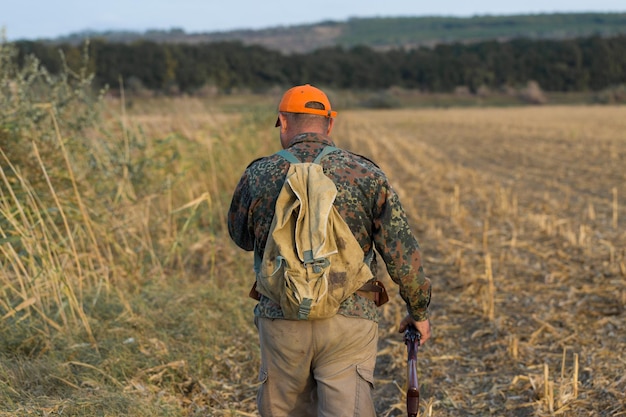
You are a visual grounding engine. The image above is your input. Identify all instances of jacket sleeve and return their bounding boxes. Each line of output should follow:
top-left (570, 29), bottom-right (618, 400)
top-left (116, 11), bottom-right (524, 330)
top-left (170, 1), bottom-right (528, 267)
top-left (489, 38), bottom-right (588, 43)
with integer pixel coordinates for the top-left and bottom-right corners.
top-left (373, 181), bottom-right (431, 321)
top-left (228, 168), bottom-right (255, 251)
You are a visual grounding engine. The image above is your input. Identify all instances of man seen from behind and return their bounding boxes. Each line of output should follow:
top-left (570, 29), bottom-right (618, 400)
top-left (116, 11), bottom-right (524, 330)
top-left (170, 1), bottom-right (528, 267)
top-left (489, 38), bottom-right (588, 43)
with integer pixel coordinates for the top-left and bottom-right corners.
top-left (228, 84), bottom-right (432, 417)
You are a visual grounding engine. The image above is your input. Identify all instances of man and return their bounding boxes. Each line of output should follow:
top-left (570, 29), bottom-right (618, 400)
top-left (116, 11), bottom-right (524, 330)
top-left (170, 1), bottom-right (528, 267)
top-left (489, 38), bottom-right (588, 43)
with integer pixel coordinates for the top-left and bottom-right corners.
top-left (228, 84), bottom-right (431, 417)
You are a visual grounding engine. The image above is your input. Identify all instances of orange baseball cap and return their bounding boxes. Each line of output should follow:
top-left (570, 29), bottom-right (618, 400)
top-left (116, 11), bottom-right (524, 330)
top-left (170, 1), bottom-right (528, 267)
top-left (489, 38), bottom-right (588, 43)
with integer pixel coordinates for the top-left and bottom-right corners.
top-left (275, 84), bottom-right (337, 127)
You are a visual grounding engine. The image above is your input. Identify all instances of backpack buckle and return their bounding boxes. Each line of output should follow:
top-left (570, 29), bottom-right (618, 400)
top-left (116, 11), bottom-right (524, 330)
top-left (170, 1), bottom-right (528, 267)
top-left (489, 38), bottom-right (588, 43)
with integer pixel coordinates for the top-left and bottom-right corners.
top-left (303, 258), bottom-right (330, 274)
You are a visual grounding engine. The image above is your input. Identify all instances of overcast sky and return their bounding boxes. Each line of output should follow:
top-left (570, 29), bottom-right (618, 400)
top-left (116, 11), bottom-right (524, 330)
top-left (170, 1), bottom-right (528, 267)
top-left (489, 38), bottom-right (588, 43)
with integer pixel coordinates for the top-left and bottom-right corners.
top-left (3, 0), bottom-right (626, 41)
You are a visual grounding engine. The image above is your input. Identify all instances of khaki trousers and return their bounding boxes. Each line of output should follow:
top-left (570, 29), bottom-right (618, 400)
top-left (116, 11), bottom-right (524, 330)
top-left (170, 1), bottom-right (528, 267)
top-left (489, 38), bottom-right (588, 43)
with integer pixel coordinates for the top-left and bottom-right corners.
top-left (255, 315), bottom-right (378, 417)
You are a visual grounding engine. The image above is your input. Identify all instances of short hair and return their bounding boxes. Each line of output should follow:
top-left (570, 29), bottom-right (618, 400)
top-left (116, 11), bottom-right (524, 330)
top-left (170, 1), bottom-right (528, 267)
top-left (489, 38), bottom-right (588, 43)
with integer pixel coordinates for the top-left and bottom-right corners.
top-left (282, 100), bottom-right (331, 130)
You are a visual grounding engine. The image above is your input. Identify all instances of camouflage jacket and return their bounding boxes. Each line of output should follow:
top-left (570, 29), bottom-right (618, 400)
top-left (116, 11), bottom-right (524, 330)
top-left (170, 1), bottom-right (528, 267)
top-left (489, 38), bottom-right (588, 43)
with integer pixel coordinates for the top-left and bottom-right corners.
top-left (227, 132), bottom-right (431, 322)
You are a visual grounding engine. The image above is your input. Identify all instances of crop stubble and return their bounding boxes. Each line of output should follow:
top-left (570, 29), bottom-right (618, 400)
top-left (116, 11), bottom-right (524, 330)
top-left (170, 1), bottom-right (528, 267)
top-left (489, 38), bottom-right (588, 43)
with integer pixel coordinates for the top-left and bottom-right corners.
top-left (334, 106), bottom-right (626, 416)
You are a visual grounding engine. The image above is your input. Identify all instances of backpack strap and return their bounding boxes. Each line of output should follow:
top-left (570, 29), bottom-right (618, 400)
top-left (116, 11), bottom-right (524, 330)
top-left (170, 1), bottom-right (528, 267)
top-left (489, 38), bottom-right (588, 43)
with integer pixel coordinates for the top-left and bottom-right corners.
top-left (276, 149), bottom-right (301, 164)
top-left (276, 146), bottom-right (340, 165)
top-left (313, 146), bottom-right (339, 164)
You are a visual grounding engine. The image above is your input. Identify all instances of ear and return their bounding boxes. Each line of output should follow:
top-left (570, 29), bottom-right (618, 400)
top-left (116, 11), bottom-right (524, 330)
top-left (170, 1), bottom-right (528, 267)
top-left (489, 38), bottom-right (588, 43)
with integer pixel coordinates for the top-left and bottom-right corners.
top-left (277, 113), bottom-right (288, 132)
top-left (326, 117), bottom-right (335, 135)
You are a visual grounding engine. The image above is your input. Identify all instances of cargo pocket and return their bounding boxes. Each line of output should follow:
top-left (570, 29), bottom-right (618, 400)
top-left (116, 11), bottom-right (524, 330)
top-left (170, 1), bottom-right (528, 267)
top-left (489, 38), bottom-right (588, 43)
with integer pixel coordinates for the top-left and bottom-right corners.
top-left (355, 365), bottom-right (376, 416)
top-left (356, 364), bottom-right (375, 389)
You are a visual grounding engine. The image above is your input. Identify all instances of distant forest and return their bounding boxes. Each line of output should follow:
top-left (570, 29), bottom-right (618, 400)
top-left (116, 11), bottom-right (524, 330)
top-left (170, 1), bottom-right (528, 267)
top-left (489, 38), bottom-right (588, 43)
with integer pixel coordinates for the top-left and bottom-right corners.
top-left (14, 34), bottom-right (626, 94)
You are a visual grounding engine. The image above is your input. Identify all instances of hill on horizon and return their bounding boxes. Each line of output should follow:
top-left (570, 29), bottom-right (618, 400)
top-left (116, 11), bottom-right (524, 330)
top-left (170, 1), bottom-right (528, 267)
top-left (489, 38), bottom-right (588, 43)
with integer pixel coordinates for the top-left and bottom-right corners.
top-left (50, 12), bottom-right (626, 53)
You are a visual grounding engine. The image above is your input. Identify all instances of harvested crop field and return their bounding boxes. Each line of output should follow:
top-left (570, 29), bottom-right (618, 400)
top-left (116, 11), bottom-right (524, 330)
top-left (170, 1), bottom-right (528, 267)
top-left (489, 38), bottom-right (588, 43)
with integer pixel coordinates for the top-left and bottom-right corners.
top-left (334, 106), bottom-right (626, 416)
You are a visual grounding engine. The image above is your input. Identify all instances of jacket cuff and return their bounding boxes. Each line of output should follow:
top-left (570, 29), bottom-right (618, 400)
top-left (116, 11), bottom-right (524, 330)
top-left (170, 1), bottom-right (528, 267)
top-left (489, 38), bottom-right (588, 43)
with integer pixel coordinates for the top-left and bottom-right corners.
top-left (410, 309), bottom-right (430, 322)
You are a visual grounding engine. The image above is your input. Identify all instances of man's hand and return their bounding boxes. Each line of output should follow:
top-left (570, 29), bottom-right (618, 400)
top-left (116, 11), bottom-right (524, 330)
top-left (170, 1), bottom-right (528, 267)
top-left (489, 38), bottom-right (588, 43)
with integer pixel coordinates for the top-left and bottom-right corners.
top-left (399, 315), bottom-right (431, 345)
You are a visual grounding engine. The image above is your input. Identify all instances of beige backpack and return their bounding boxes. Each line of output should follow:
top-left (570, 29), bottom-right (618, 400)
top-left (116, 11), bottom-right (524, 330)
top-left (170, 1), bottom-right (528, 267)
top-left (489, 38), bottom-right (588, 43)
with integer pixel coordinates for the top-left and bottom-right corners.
top-left (254, 146), bottom-right (373, 320)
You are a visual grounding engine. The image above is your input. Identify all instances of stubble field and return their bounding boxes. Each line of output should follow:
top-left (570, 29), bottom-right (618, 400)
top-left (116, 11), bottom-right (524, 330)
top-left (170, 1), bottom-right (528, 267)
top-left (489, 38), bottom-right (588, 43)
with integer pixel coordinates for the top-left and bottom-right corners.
top-left (1, 98), bottom-right (625, 417)
top-left (334, 106), bottom-right (626, 416)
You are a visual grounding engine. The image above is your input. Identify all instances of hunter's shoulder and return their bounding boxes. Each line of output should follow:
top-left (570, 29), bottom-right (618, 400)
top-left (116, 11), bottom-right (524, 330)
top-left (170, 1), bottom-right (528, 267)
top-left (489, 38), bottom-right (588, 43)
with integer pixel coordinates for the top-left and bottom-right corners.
top-left (244, 153), bottom-right (289, 175)
top-left (330, 148), bottom-right (387, 178)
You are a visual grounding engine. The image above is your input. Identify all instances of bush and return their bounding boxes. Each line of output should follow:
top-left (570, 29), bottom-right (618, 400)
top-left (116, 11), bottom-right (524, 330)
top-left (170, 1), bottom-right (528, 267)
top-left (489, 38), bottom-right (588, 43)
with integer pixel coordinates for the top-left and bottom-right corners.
top-left (518, 80), bottom-right (548, 105)
top-left (594, 84), bottom-right (626, 104)
top-left (1, 37), bottom-right (104, 187)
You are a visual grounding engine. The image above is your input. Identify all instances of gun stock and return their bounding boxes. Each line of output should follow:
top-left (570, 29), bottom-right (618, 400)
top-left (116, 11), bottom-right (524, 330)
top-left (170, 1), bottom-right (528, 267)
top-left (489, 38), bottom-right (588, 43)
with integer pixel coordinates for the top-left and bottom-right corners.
top-left (404, 325), bottom-right (421, 417)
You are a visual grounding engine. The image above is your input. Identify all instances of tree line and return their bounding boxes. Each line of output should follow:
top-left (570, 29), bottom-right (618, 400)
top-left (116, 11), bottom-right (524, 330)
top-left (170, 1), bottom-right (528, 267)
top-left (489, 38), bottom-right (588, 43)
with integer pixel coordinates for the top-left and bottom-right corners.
top-left (13, 35), bottom-right (626, 94)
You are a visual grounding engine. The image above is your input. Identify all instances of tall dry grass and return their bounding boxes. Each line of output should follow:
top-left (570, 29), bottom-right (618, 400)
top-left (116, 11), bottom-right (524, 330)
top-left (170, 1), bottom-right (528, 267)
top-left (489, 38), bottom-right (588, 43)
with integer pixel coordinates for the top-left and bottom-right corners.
top-left (2, 38), bottom-right (277, 414)
top-left (1, 92), bottom-right (278, 414)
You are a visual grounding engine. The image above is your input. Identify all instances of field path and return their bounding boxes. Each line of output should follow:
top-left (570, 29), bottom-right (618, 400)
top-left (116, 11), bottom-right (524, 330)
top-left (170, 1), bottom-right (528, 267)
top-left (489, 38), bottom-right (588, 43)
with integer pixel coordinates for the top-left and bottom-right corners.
top-left (334, 106), bottom-right (626, 417)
